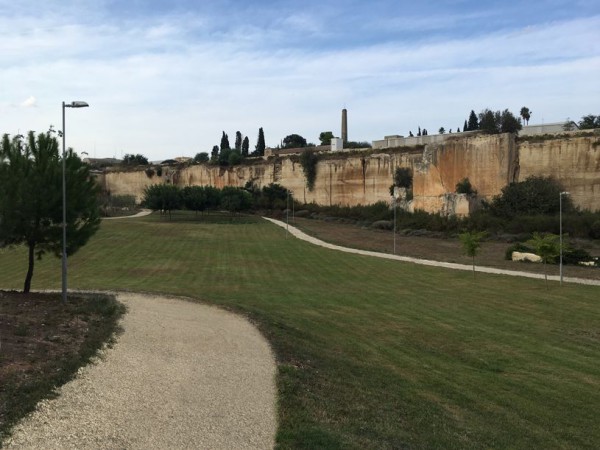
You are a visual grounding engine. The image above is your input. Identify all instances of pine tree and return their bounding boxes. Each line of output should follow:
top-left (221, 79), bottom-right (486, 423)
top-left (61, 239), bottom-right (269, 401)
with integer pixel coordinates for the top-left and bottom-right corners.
top-left (241, 136), bottom-right (249, 157)
top-left (417, 126), bottom-right (422, 136)
top-left (255, 127), bottom-right (266, 156)
top-left (463, 120), bottom-right (468, 132)
top-left (468, 110), bottom-right (479, 131)
top-left (235, 131), bottom-right (242, 151)
top-left (220, 132), bottom-right (230, 151)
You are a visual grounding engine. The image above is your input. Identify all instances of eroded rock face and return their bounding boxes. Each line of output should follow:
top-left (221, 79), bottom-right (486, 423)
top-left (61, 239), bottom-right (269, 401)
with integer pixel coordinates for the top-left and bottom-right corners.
top-left (98, 133), bottom-right (600, 214)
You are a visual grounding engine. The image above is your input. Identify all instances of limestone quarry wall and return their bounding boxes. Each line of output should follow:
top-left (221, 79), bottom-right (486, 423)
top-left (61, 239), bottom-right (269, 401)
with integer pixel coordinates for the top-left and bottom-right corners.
top-left (99, 133), bottom-right (600, 213)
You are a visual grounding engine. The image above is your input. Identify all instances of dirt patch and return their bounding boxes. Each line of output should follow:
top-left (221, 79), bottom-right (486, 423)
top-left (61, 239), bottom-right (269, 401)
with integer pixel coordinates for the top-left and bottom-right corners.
top-left (0, 291), bottom-right (124, 439)
top-left (291, 217), bottom-right (600, 281)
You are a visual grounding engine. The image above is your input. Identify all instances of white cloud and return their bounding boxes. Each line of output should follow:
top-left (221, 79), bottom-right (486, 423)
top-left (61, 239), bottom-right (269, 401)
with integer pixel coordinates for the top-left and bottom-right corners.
top-left (20, 96), bottom-right (37, 107)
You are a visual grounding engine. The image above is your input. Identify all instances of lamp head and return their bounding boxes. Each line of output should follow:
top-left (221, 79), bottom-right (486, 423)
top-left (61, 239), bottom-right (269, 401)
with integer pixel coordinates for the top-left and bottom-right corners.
top-left (66, 101), bottom-right (89, 108)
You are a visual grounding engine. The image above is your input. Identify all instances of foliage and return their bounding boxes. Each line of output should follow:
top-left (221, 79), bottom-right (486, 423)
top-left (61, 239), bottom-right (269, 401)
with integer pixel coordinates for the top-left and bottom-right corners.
top-left (210, 145), bottom-right (219, 162)
top-left (466, 110), bottom-right (479, 131)
top-left (259, 183), bottom-right (289, 209)
top-left (283, 134), bottom-right (307, 149)
top-left (220, 186), bottom-right (253, 213)
top-left (344, 141), bottom-right (372, 149)
top-left (478, 109), bottom-right (522, 134)
top-left (526, 232), bottom-right (560, 286)
top-left (142, 184), bottom-right (182, 219)
top-left (122, 153), bottom-right (149, 165)
top-left (220, 131), bottom-right (230, 151)
top-left (578, 114), bottom-right (600, 130)
top-left (520, 107), bottom-right (532, 125)
top-left (393, 167), bottom-right (413, 189)
top-left (241, 136), bottom-right (250, 157)
top-left (193, 152), bottom-right (209, 164)
top-left (299, 148), bottom-right (319, 191)
top-left (0, 131), bottom-right (101, 292)
top-left (145, 168), bottom-right (155, 178)
top-left (489, 176), bottom-right (570, 218)
top-left (319, 131), bottom-right (334, 146)
top-left (591, 220), bottom-right (600, 239)
top-left (455, 177), bottom-right (476, 195)
top-left (254, 127), bottom-right (266, 156)
top-left (228, 149), bottom-right (242, 166)
top-left (459, 231), bottom-right (486, 276)
top-left (439, 127), bottom-right (445, 134)
top-left (181, 186), bottom-right (207, 214)
top-left (235, 131), bottom-right (242, 151)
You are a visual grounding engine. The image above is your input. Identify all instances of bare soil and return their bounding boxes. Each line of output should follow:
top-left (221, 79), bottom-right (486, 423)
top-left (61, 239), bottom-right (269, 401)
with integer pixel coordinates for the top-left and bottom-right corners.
top-left (291, 217), bottom-right (600, 281)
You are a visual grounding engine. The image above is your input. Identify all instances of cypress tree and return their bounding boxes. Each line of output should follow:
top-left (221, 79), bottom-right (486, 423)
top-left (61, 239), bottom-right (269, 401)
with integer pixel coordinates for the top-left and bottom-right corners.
top-left (220, 131), bottom-right (230, 151)
top-left (255, 127), bottom-right (266, 156)
top-left (242, 136), bottom-right (250, 157)
top-left (235, 131), bottom-right (242, 152)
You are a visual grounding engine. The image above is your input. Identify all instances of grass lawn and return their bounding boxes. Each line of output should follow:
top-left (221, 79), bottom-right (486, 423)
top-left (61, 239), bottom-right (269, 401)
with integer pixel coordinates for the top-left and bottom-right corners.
top-left (0, 211), bottom-right (598, 448)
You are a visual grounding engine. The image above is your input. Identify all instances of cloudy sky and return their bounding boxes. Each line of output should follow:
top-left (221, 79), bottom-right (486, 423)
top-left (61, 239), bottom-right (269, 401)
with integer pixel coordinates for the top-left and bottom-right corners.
top-left (1, 0), bottom-right (598, 160)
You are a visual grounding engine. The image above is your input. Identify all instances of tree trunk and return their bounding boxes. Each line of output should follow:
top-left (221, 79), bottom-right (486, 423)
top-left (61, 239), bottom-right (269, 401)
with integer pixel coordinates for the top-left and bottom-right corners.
top-left (23, 242), bottom-right (35, 293)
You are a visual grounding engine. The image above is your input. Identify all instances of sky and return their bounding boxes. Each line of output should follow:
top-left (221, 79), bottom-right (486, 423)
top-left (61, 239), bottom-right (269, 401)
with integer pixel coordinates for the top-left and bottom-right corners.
top-left (1, 0), bottom-right (599, 161)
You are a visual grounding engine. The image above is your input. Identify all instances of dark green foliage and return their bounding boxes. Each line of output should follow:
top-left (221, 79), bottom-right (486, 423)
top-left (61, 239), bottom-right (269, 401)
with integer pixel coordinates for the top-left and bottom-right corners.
top-left (203, 186), bottom-right (221, 211)
top-left (283, 134), bottom-right (307, 149)
top-left (439, 127), bottom-right (445, 134)
top-left (520, 107), bottom-right (531, 125)
top-left (0, 131), bottom-right (101, 292)
top-left (578, 114), bottom-right (600, 129)
top-left (181, 186), bottom-right (207, 214)
top-left (260, 183), bottom-right (289, 209)
top-left (220, 186), bottom-right (253, 213)
top-left (210, 145), bottom-right (219, 162)
top-left (590, 220), bottom-right (600, 239)
top-left (228, 149), bottom-right (242, 166)
top-left (218, 148), bottom-right (231, 166)
top-left (193, 152), bottom-right (209, 164)
top-left (299, 149), bottom-right (319, 191)
top-left (526, 232), bottom-right (560, 286)
top-left (301, 201), bottom-right (392, 222)
top-left (478, 109), bottom-right (522, 134)
top-left (254, 127), bottom-right (266, 156)
top-left (122, 153), bottom-right (149, 165)
top-left (562, 246), bottom-right (593, 265)
top-left (459, 231), bottom-right (486, 276)
top-left (142, 184), bottom-right (182, 219)
top-left (456, 177), bottom-right (476, 195)
top-left (467, 110), bottom-right (479, 131)
top-left (220, 131), bottom-right (230, 151)
top-left (235, 131), bottom-right (242, 152)
top-left (319, 131), bottom-right (334, 146)
top-left (344, 141), bottom-right (372, 149)
top-left (489, 176), bottom-right (570, 218)
top-left (463, 120), bottom-right (468, 132)
top-left (393, 167), bottom-right (413, 189)
top-left (242, 136), bottom-right (250, 157)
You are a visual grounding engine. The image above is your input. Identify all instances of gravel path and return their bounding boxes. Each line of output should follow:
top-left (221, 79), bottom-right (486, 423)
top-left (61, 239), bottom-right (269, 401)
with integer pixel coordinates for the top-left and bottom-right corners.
top-left (265, 217), bottom-right (600, 286)
top-left (3, 293), bottom-right (277, 449)
top-left (102, 209), bottom-right (153, 220)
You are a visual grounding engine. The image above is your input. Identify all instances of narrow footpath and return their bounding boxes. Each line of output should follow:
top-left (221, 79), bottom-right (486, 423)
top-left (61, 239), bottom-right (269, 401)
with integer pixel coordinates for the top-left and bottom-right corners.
top-left (3, 293), bottom-right (277, 449)
top-left (264, 217), bottom-right (600, 287)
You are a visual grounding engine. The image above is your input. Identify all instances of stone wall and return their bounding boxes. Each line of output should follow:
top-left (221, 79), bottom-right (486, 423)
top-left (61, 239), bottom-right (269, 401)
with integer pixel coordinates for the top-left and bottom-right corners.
top-left (98, 133), bottom-right (600, 213)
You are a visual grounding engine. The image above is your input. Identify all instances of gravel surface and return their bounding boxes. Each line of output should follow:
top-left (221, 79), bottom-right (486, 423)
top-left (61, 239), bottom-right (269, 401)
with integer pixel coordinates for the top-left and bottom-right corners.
top-left (3, 293), bottom-right (277, 449)
top-left (264, 217), bottom-right (600, 286)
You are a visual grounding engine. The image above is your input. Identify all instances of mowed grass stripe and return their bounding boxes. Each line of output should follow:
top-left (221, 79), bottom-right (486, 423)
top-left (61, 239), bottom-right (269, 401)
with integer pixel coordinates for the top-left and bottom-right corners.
top-left (0, 212), bottom-right (598, 449)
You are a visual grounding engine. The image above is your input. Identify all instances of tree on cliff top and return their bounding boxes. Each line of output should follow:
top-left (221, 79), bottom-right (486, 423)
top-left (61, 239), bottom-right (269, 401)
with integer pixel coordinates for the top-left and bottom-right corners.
top-left (520, 107), bottom-right (532, 125)
top-left (319, 131), bottom-right (334, 146)
top-left (283, 134), bottom-right (307, 149)
top-left (122, 153), bottom-right (149, 165)
top-left (220, 131), bottom-right (230, 151)
top-left (254, 127), bottom-right (266, 156)
top-left (235, 131), bottom-right (242, 152)
top-left (242, 136), bottom-right (250, 157)
top-left (578, 114), bottom-right (600, 129)
top-left (467, 110), bottom-right (479, 131)
top-left (0, 130), bottom-right (101, 293)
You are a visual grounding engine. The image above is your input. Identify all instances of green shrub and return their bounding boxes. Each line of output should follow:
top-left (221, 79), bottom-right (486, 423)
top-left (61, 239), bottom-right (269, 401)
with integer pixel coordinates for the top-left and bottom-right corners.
top-left (590, 220), bottom-right (600, 239)
top-left (456, 177), bottom-right (476, 195)
top-left (299, 149), bottom-right (319, 191)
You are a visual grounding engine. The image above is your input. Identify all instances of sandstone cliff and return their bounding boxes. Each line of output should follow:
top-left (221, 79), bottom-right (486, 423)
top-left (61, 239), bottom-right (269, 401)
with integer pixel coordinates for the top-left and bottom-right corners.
top-left (98, 133), bottom-right (600, 214)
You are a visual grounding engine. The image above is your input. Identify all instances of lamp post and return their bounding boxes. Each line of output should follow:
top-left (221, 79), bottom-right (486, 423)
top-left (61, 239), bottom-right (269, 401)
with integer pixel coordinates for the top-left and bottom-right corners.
top-left (393, 187), bottom-right (399, 254)
top-left (559, 191), bottom-right (569, 286)
top-left (62, 101), bottom-right (89, 302)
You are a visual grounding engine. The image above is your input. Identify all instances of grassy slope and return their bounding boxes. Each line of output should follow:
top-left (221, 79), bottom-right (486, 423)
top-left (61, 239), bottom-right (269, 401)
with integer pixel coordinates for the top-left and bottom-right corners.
top-left (0, 213), bottom-right (598, 449)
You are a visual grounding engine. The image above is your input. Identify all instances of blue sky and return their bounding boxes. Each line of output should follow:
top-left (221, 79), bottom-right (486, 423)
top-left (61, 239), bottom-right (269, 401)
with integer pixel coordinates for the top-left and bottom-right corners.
top-left (1, 0), bottom-right (598, 160)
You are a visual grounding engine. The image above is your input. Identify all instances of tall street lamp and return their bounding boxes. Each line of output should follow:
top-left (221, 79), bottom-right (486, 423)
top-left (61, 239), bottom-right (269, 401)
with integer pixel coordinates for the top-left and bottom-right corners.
top-left (559, 191), bottom-right (569, 286)
top-left (62, 101), bottom-right (89, 302)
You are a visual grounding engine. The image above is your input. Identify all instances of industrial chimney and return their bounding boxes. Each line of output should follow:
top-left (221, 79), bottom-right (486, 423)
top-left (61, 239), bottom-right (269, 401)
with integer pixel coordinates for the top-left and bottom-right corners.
top-left (341, 108), bottom-right (348, 143)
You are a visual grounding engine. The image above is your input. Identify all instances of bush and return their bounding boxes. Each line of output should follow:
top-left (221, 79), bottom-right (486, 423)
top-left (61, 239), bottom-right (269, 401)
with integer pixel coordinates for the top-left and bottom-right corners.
top-left (371, 220), bottom-right (393, 230)
top-left (393, 167), bottom-right (413, 189)
top-left (456, 178), bottom-right (476, 195)
top-left (562, 246), bottom-right (593, 265)
top-left (299, 149), bottom-right (319, 191)
top-left (590, 220), bottom-right (600, 239)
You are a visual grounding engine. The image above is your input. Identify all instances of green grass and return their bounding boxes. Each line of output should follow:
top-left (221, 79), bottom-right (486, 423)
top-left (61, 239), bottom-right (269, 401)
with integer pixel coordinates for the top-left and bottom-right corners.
top-left (0, 211), bottom-right (599, 448)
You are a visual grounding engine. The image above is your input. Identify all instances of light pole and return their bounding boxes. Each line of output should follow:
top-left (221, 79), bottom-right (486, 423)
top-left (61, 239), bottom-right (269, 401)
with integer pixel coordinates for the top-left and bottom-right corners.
top-left (286, 189), bottom-right (289, 237)
top-left (62, 101), bottom-right (89, 302)
top-left (559, 191), bottom-right (569, 286)
top-left (392, 187), bottom-right (399, 254)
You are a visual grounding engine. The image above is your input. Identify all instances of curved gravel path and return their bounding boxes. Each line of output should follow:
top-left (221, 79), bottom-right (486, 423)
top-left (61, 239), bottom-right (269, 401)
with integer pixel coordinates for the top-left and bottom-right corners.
top-left (265, 217), bottom-right (600, 286)
top-left (102, 209), bottom-right (153, 220)
top-left (3, 293), bottom-right (277, 449)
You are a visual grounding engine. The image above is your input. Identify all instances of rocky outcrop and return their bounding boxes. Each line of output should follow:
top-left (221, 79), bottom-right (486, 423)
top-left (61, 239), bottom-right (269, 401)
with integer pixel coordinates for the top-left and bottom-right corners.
top-left (98, 133), bottom-right (600, 214)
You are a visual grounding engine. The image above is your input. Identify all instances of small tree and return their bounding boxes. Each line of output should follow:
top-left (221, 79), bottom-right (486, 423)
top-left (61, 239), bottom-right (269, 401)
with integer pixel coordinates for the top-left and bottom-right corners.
top-left (455, 177), bottom-right (476, 195)
top-left (241, 136), bottom-right (250, 157)
top-left (319, 131), bottom-right (334, 146)
top-left (459, 231), bottom-right (486, 277)
top-left (467, 110), bottom-right (479, 131)
top-left (220, 132), bottom-right (230, 151)
top-left (210, 145), bottom-right (219, 162)
top-left (393, 167), bottom-right (413, 189)
top-left (463, 120), bottom-right (468, 132)
top-left (578, 114), bottom-right (600, 130)
top-left (193, 152), bottom-right (209, 164)
top-left (254, 127), bottom-right (266, 156)
top-left (527, 232), bottom-right (560, 288)
top-left (439, 127), bottom-right (446, 134)
top-left (181, 186), bottom-right (207, 215)
top-left (122, 153), bottom-right (149, 165)
top-left (235, 131), bottom-right (242, 152)
top-left (143, 184), bottom-right (181, 219)
top-left (0, 131), bottom-right (101, 292)
top-left (283, 134), bottom-right (307, 149)
top-left (520, 107), bottom-right (531, 125)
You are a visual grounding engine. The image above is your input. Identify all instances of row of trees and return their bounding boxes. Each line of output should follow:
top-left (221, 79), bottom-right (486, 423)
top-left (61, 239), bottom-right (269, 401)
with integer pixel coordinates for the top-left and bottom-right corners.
top-left (0, 130), bottom-right (100, 292)
top-left (142, 182), bottom-right (291, 218)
